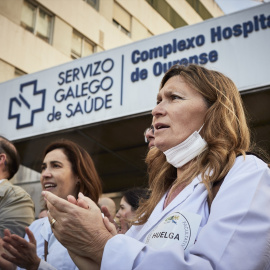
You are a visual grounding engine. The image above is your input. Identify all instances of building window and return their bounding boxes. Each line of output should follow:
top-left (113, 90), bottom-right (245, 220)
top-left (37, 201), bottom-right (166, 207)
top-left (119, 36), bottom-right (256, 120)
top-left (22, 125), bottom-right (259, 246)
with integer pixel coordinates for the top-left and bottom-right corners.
top-left (146, 0), bottom-right (187, 28)
top-left (71, 30), bottom-right (95, 59)
top-left (112, 19), bottom-right (131, 37)
top-left (186, 0), bottom-right (213, 20)
top-left (83, 0), bottom-right (99, 11)
top-left (113, 2), bottom-right (131, 37)
top-left (21, 0), bottom-right (53, 43)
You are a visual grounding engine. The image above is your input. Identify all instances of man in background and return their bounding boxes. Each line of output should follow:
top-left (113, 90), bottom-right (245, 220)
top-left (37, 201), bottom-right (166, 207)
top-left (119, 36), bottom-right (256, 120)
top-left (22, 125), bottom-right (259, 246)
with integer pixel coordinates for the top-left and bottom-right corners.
top-left (0, 135), bottom-right (35, 269)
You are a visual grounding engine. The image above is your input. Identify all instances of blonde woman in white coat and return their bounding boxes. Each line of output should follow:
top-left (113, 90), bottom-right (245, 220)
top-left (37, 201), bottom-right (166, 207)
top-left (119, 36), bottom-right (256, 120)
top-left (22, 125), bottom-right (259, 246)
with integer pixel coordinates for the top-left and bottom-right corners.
top-left (42, 64), bottom-right (270, 270)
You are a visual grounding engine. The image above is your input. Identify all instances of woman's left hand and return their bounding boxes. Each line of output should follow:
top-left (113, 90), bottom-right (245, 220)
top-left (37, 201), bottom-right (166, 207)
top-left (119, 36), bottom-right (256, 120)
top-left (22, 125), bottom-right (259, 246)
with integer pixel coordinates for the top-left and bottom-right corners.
top-left (1, 228), bottom-right (41, 270)
top-left (117, 217), bottom-right (131, 234)
top-left (103, 217), bottom-right (117, 236)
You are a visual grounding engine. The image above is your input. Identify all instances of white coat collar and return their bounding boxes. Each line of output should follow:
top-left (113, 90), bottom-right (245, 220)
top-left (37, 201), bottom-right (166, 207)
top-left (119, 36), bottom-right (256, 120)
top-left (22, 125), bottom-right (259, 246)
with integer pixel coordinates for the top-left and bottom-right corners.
top-left (40, 217), bottom-right (53, 242)
top-left (134, 176), bottom-right (202, 241)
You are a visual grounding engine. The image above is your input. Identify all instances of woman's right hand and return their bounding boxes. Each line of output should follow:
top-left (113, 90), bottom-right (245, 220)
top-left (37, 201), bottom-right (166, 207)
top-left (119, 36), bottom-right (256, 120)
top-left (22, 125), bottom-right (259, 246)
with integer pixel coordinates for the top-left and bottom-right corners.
top-left (68, 250), bottom-right (99, 270)
top-left (1, 228), bottom-right (41, 270)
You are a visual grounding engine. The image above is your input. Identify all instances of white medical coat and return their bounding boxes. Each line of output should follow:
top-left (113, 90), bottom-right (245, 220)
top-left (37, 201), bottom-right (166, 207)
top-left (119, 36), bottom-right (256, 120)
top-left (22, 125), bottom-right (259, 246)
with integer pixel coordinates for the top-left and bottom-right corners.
top-left (17, 217), bottom-right (77, 270)
top-left (101, 154), bottom-right (270, 270)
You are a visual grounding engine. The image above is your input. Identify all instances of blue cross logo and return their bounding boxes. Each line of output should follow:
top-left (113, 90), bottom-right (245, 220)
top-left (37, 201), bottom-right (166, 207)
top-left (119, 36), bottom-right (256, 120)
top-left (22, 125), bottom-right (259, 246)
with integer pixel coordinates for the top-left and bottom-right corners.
top-left (8, 80), bottom-right (46, 129)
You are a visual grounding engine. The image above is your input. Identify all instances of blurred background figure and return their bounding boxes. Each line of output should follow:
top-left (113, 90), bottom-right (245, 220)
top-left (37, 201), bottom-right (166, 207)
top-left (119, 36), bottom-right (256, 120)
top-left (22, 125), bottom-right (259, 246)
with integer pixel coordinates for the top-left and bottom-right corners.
top-left (98, 196), bottom-right (116, 220)
top-left (0, 136), bottom-right (35, 238)
top-left (144, 125), bottom-right (155, 149)
top-left (116, 187), bottom-right (150, 223)
top-left (0, 136), bottom-right (35, 270)
top-left (38, 208), bottom-right (48, 219)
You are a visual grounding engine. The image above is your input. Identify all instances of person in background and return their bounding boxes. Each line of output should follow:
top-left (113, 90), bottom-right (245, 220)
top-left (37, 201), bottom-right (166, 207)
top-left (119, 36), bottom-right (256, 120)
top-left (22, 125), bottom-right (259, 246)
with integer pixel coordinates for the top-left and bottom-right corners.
top-left (0, 136), bottom-right (35, 237)
top-left (98, 196), bottom-right (116, 220)
top-left (116, 187), bottom-right (150, 222)
top-left (37, 64), bottom-right (270, 270)
top-left (1, 139), bottom-right (102, 270)
top-left (38, 208), bottom-right (48, 219)
top-left (0, 135), bottom-right (35, 270)
top-left (115, 187), bottom-right (150, 234)
top-left (144, 125), bottom-right (155, 149)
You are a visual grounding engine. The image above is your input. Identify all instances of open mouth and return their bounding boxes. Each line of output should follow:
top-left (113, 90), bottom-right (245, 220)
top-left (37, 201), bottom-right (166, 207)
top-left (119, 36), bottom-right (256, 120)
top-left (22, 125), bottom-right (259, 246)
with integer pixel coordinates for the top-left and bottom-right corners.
top-left (44, 183), bottom-right (56, 190)
top-left (155, 124), bottom-right (169, 130)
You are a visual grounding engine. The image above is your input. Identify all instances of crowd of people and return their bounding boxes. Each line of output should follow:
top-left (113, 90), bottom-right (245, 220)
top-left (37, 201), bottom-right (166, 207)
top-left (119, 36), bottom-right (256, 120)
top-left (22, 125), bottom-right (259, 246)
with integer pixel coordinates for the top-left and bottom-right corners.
top-left (0, 137), bottom-right (149, 270)
top-left (1, 63), bottom-right (270, 270)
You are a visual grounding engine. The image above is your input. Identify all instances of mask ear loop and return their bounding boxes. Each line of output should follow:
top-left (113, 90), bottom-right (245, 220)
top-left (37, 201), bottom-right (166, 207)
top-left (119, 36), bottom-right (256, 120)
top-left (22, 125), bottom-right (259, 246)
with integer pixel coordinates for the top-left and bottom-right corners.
top-left (198, 124), bottom-right (205, 134)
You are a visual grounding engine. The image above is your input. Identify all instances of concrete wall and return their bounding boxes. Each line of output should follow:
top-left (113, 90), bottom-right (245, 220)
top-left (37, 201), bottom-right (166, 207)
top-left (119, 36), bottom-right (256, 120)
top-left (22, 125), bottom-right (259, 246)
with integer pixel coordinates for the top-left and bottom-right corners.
top-left (0, 14), bottom-right (70, 78)
top-left (0, 60), bottom-right (14, 83)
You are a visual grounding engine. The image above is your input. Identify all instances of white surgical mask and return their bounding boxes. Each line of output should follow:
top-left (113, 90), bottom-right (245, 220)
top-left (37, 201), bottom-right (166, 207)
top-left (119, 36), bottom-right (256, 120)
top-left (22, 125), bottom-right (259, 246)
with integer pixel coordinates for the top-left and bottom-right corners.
top-left (164, 126), bottom-right (207, 168)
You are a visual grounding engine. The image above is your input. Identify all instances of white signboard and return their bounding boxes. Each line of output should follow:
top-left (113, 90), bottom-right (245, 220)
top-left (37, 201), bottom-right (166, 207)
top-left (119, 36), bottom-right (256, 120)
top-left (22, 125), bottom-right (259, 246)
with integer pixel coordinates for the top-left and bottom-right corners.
top-left (1, 4), bottom-right (270, 140)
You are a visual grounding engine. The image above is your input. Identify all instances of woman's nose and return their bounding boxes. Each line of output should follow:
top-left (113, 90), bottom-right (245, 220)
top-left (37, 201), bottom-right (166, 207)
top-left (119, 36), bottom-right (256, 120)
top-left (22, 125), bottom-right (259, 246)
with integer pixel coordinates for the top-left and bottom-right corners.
top-left (152, 102), bottom-right (166, 117)
top-left (41, 168), bottom-right (52, 178)
top-left (116, 210), bottom-right (121, 218)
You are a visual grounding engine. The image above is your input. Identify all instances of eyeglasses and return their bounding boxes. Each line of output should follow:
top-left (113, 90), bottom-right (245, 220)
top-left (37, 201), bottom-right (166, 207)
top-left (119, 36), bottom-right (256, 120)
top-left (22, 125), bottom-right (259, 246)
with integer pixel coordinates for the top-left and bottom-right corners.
top-left (144, 125), bottom-right (154, 143)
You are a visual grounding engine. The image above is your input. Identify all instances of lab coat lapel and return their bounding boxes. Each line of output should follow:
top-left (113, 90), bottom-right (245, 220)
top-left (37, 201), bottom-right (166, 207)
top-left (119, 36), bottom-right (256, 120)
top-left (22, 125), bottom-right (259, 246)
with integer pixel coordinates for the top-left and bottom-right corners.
top-left (40, 217), bottom-right (53, 242)
top-left (136, 177), bottom-right (201, 242)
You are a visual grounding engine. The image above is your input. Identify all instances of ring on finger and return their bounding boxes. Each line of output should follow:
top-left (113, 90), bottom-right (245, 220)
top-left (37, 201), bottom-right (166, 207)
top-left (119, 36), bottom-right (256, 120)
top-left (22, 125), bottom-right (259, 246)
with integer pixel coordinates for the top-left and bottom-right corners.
top-left (50, 218), bottom-right (57, 228)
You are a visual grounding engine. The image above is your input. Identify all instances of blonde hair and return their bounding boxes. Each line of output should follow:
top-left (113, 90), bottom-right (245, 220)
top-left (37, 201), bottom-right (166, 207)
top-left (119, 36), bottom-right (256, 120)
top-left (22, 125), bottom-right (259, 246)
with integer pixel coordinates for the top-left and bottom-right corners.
top-left (136, 64), bottom-right (251, 225)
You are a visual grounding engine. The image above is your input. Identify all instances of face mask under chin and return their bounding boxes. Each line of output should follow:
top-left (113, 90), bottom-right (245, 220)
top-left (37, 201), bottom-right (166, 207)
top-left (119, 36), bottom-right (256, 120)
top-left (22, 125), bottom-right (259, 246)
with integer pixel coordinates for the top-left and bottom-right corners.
top-left (163, 126), bottom-right (207, 168)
